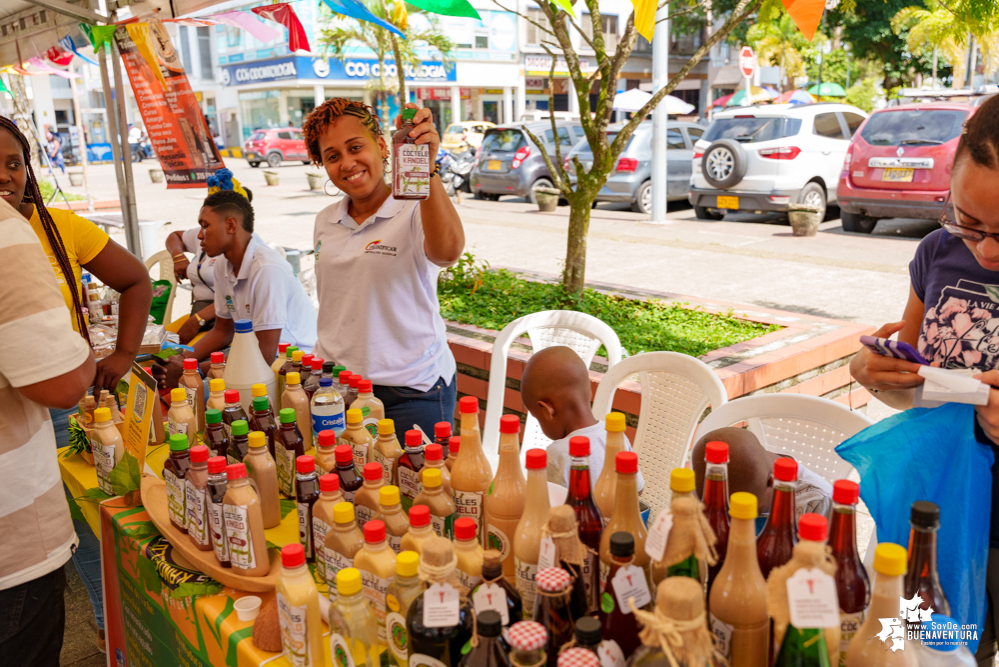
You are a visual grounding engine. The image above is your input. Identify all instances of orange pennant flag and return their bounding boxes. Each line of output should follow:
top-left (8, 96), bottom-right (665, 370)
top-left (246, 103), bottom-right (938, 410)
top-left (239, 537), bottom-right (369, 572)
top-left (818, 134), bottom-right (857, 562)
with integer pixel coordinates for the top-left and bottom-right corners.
top-left (781, 0), bottom-right (824, 41)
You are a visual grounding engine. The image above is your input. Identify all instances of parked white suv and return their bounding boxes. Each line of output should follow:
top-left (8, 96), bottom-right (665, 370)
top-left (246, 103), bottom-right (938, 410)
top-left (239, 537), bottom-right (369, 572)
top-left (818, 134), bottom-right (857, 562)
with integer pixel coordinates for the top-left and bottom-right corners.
top-left (689, 103), bottom-right (868, 221)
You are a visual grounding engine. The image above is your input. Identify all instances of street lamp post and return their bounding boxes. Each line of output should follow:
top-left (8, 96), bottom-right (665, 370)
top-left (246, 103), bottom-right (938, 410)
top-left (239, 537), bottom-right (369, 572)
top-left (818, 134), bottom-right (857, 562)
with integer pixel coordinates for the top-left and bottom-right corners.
top-left (650, 1), bottom-right (669, 224)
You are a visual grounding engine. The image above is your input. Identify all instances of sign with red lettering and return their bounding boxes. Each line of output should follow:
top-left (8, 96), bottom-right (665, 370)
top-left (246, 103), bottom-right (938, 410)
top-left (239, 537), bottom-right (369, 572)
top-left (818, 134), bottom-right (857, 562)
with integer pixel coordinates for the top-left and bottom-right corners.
top-left (739, 46), bottom-right (756, 78)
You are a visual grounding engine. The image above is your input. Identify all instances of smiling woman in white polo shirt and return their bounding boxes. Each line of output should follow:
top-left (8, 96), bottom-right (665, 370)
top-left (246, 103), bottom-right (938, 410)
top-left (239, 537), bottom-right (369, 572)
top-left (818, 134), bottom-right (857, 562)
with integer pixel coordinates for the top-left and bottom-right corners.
top-left (302, 99), bottom-right (464, 435)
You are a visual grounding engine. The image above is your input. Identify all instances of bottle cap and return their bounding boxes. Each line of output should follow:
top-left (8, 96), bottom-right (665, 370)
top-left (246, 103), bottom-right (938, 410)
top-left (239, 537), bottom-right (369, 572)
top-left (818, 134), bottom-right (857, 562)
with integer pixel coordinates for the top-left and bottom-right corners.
top-left (911, 500), bottom-right (940, 529)
top-left (205, 408), bottom-right (222, 424)
top-left (338, 371), bottom-right (353, 384)
top-left (729, 492), bottom-right (758, 520)
top-left (334, 445), bottom-right (353, 464)
top-left (286, 346), bottom-right (298, 358)
top-left (349, 374), bottom-right (362, 388)
top-left (230, 420), bottom-right (249, 436)
top-left (332, 365), bottom-right (345, 375)
top-left (535, 567), bottom-right (571, 593)
top-left (311, 358), bottom-right (324, 370)
top-left (94, 407), bottom-right (111, 422)
top-left (227, 463), bottom-right (247, 480)
top-left (615, 451), bottom-right (638, 474)
top-left (183, 358), bottom-right (197, 370)
top-left (454, 517), bottom-right (477, 541)
top-left (278, 343), bottom-right (289, 355)
top-left (252, 396), bottom-right (269, 411)
top-left (364, 520), bottom-right (386, 543)
top-left (336, 567), bottom-right (362, 596)
top-left (459, 396), bottom-right (479, 413)
top-left (423, 467), bottom-right (442, 488)
top-left (292, 350), bottom-right (303, 362)
top-left (397, 551), bottom-right (420, 578)
top-left (286, 372), bottom-right (301, 385)
top-left (302, 354), bottom-right (314, 366)
top-left (211, 351), bottom-right (225, 364)
top-left (279, 408), bottom-right (296, 424)
top-left (833, 479), bottom-right (859, 505)
top-left (234, 319), bottom-right (253, 333)
top-left (508, 621), bottom-right (548, 652)
top-left (799, 513), bottom-right (828, 542)
top-left (670, 468), bottom-right (695, 494)
top-left (409, 504), bottom-right (431, 527)
top-left (705, 441), bottom-right (729, 464)
top-left (569, 436), bottom-right (590, 457)
top-left (319, 474), bottom-right (340, 493)
top-left (207, 456), bottom-right (227, 474)
top-left (282, 543), bottom-right (305, 568)
top-left (297, 456), bottom-right (315, 474)
top-left (333, 502), bottom-right (355, 524)
top-left (168, 433), bottom-right (189, 451)
top-left (425, 443), bottom-right (443, 461)
top-left (609, 531), bottom-right (634, 557)
top-left (525, 448), bottom-right (546, 470)
top-left (774, 457), bottom-right (798, 482)
top-left (358, 379), bottom-right (373, 393)
top-left (377, 419), bottom-right (394, 435)
top-left (248, 431), bottom-right (266, 449)
top-left (574, 616), bottom-right (603, 646)
top-left (478, 610), bottom-right (503, 639)
top-left (363, 462), bottom-right (383, 481)
top-left (402, 107), bottom-right (417, 121)
top-left (500, 414), bottom-right (520, 434)
top-left (318, 430), bottom-right (336, 448)
top-left (224, 389), bottom-right (240, 403)
top-left (170, 387), bottom-right (188, 403)
top-left (346, 408), bottom-right (363, 424)
top-left (605, 412), bottom-right (626, 432)
top-left (405, 430), bottom-right (423, 448)
top-left (449, 436), bottom-right (461, 454)
top-left (319, 378), bottom-right (333, 387)
top-left (873, 542), bottom-right (908, 577)
top-left (559, 648), bottom-right (599, 667)
top-left (209, 378), bottom-right (225, 392)
top-left (434, 421), bottom-right (452, 439)
top-left (380, 485), bottom-right (401, 506)
top-left (251, 384), bottom-right (267, 398)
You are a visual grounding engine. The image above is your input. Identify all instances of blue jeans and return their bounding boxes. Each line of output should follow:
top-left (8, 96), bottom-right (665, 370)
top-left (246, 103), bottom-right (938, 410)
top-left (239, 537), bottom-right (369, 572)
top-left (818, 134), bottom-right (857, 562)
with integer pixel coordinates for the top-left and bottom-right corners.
top-left (51, 406), bottom-right (104, 632)
top-left (0, 567), bottom-right (65, 666)
top-left (372, 375), bottom-right (457, 439)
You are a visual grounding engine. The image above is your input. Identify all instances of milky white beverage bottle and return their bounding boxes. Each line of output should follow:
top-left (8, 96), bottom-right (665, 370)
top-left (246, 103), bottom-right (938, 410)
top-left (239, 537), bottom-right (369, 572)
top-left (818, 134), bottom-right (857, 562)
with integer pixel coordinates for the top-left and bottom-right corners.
top-left (223, 319), bottom-right (277, 412)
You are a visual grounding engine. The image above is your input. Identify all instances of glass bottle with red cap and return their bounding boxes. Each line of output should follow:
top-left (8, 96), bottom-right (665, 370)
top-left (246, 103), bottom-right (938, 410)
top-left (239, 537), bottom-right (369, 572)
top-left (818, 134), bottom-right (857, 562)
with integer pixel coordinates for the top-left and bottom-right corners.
top-left (447, 435), bottom-right (460, 472)
top-left (564, 435), bottom-right (602, 612)
top-left (533, 567), bottom-right (577, 666)
top-left (904, 501), bottom-right (950, 620)
top-left (434, 420), bottom-right (452, 464)
top-left (514, 448), bottom-right (551, 619)
top-left (276, 543), bottom-right (324, 665)
top-left (271, 343), bottom-right (291, 386)
top-left (829, 479), bottom-right (870, 665)
top-left (334, 444), bottom-right (363, 502)
top-left (398, 429), bottom-right (427, 510)
top-left (187, 446), bottom-right (212, 552)
top-left (702, 440), bottom-right (731, 592)
top-left (355, 461), bottom-right (386, 528)
top-left (346, 374), bottom-right (362, 410)
top-left (295, 455), bottom-right (320, 562)
top-left (508, 621), bottom-right (548, 667)
top-left (354, 519), bottom-right (398, 643)
top-left (178, 357), bottom-right (205, 432)
top-left (598, 531), bottom-right (644, 659)
top-left (599, 451), bottom-right (649, 591)
top-left (222, 462), bottom-right (270, 576)
top-left (312, 473), bottom-right (343, 583)
top-left (208, 350), bottom-right (226, 380)
top-left (334, 369), bottom-right (351, 400)
top-left (422, 442), bottom-right (452, 496)
top-left (220, 389), bottom-right (247, 439)
top-left (401, 504), bottom-right (435, 555)
top-left (451, 396), bottom-right (493, 533)
top-left (203, 408), bottom-right (229, 460)
top-left (454, 516), bottom-right (485, 591)
top-left (484, 414), bottom-right (527, 581)
top-left (206, 456), bottom-right (231, 567)
top-left (757, 457), bottom-right (799, 580)
top-left (303, 357), bottom-right (324, 399)
top-left (313, 429), bottom-right (338, 475)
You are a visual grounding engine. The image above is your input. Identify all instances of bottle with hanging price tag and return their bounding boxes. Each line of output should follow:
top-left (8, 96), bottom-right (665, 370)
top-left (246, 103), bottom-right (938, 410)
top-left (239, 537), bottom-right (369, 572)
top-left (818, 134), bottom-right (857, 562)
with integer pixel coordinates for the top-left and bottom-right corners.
top-left (598, 532), bottom-right (646, 660)
top-left (385, 551), bottom-right (422, 665)
top-left (471, 549), bottom-right (522, 628)
top-left (406, 537), bottom-right (473, 665)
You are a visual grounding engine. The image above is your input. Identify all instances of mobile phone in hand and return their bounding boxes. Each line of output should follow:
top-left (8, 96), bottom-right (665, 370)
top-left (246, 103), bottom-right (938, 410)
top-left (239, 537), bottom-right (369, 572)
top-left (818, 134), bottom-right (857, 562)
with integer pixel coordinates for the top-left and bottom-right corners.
top-left (859, 335), bottom-right (928, 365)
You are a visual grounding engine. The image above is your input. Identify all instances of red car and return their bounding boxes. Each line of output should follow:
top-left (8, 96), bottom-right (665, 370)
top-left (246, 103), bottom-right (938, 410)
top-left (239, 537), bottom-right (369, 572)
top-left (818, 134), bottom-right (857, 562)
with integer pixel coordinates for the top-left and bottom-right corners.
top-left (837, 103), bottom-right (975, 233)
top-left (244, 127), bottom-right (311, 168)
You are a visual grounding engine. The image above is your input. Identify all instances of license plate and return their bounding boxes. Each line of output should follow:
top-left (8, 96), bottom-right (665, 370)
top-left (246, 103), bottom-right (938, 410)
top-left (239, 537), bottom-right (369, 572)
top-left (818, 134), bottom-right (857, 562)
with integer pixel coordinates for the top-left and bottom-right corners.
top-left (882, 168), bottom-right (914, 182)
top-left (717, 195), bottom-right (739, 209)
top-left (487, 160), bottom-right (502, 171)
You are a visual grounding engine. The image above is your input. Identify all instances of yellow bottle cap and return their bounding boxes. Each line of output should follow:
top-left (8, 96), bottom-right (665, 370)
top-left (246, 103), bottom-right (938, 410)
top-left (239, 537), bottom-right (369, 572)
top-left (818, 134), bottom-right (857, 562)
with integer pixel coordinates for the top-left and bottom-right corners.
top-left (605, 412), bottom-right (626, 432)
top-left (94, 407), bottom-right (111, 422)
top-left (336, 568), bottom-right (363, 596)
top-left (210, 378), bottom-right (225, 392)
top-left (380, 485), bottom-right (401, 506)
top-left (170, 388), bottom-right (188, 403)
top-left (287, 372), bottom-right (300, 385)
top-left (397, 551), bottom-right (420, 578)
top-left (729, 492), bottom-right (758, 520)
top-left (670, 468), bottom-right (696, 494)
top-left (423, 468), bottom-right (442, 488)
top-left (873, 543), bottom-right (908, 577)
top-left (248, 431), bottom-right (266, 449)
top-left (292, 350), bottom-right (303, 362)
top-left (333, 502), bottom-right (355, 524)
top-left (346, 408), bottom-right (363, 424)
top-left (251, 384), bottom-right (267, 397)
top-left (378, 419), bottom-right (395, 435)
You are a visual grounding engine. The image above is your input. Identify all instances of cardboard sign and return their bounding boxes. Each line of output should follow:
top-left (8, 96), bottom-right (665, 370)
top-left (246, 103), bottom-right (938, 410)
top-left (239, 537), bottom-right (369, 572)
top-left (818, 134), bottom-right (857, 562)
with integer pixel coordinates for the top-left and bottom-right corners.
top-left (123, 363), bottom-right (156, 471)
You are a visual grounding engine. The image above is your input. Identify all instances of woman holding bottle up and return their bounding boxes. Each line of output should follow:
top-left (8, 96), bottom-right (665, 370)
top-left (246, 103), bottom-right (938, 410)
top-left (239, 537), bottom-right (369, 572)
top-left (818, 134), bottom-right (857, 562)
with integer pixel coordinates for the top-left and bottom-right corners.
top-left (302, 100), bottom-right (464, 436)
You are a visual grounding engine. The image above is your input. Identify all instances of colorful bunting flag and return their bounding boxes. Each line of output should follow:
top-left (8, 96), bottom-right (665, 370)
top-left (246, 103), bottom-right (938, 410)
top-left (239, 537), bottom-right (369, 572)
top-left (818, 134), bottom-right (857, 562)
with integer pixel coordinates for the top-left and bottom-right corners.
top-left (0, 78), bottom-right (11, 96)
top-left (80, 23), bottom-right (118, 53)
top-left (251, 4), bottom-right (312, 52)
top-left (59, 34), bottom-right (98, 66)
top-left (162, 18), bottom-right (220, 27)
top-left (213, 11), bottom-right (281, 45)
top-left (319, 0), bottom-right (405, 38)
top-left (781, 0), bottom-right (824, 41)
top-left (27, 57), bottom-right (79, 79)
top-left (631, 0), bottom-right (656, 41)
top-left (550, 0), bottom-right (576, 17)
top-left (125, 23), bottom-right (168, 90)
top-left (404, 0), bottom-right (480, 20)
top-left (45, 46), bottom-right (74, 66)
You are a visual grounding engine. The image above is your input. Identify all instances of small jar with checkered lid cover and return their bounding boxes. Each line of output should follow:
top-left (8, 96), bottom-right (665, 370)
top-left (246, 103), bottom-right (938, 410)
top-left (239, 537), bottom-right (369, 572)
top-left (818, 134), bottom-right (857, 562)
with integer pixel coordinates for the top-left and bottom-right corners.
top-left (557, 647), bottom-right (600, 667)
top-left (508, 621), bottom-right (548, 667)
top-left (533, 567), bottom-right (575, 666)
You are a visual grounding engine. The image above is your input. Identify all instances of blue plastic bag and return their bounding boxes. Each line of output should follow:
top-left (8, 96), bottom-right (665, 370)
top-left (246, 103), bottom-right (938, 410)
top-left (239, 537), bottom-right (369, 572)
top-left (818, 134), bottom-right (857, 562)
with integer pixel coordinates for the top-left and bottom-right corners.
top-left (836, 402), bottom-right (992, 654)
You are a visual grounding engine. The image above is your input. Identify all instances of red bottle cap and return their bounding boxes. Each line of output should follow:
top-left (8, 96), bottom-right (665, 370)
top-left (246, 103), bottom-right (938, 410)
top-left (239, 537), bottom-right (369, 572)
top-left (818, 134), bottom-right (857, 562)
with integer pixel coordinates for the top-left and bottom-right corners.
top-left (297, 456), bottom-right (315, 474)
top-left (311, 357), bottom-right (324, 370)
top-left (364, 520), bottom-right (386, 543)
top-left (358, 379), bottom-right (373, 393)
top-left (211, 351), bottom-right (225, 364)
top-left (833, 479), bottom-right (859, 505)
top-left (405, 430), bottom-right (423, 447)
top-left (459, 396), bottom-right (479, 413)
top-left (319, 474), bottom-right (339, 493)
top-left (184, 357), bottom-right (198, 370)
top-left (318, 430), bottom-right (336, 448)
top-left (434, 421), bottom-right (452, 439)
top-left (227, 463), bottom-right (247, 480)
top-left (281, 543), bottom-right (306, 568)
top-left (500, 414), bottom-right (520, 434)
top-left (525, 448), bottom-right (546, 470)
top-left (338, 371), bottom-right (353, 384)
top-left (799, 513), bottom-right (828, 542)
top-left (278, 343), bottom-right (290, 354)
top-left (363, 462), bottom-right (383, 481)
top-left (349, 374), bottom-right (362, 388)
top-left (409, 505), bottom-right (431, 527)
top-left (190, 445), bottom-right (209, 463)
top-left (207, 456), bottom-right (227, 474)
top-left (449, 436), bottom-right (461, 454)
top-left (224, 389), bottom-right (240, 403)
top-left (569, 436), bottom-right (590, 457)
top-left (454, 517), bottom-right (477, 541)
top-left (705, 441), bottom-right (729, 464)
top-left (425, 443), bottom-right (443, 461)
top-left (774, 457), bottom-right (798, 482)
top-left (302, 354), bottom-right (314, 365)
top-left (334, 445), bottom-right (354, 464)
top-left (616, 451), bottom-right (638, 474)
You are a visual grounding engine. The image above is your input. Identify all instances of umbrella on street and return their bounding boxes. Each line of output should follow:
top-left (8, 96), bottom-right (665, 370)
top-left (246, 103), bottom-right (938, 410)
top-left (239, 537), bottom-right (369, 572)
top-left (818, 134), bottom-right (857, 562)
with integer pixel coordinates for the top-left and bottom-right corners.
top-left (612, 88), bottom-right (696, 115)
top-left (726, 86), bottom-right (777, 106)
top-left (711, 92), bottom-right (735, 107)
top-left (807, 82), bottom-right (847, 97)
top-left (777, 89), bottom-right (816, 104)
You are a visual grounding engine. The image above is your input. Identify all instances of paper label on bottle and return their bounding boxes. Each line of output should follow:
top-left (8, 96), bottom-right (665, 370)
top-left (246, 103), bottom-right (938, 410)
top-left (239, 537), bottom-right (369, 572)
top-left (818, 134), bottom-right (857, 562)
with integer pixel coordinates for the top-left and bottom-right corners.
top-left (484, 523), bottom-right (512, 560)
top-left (355, 504), bottom-right (374, 529)
top-left (361, 417), bottom-right (380, 439)
top-left (430, 512), bottom-right (455, 539)
top-left (224, 503), bottom-right (256, 569)
top-left (388, 534), bottom-right (403, 554)
top-left (372, 448), bottom-right (393, 485)
top-left (644, 510), bottom-right (673, 563)
top-left (360, 570), bottom-right (392, 641)
top-left (164, 469), bottom-right (186, 529)
top-left (422, 582), bottom-right (460, 628)
top-left (329, 633), bottom-right (356, 667)
top-left (209, 498), bottom-right (230, 563)
top-left (276, 445), bottom-right (296, 497)
top-left (537, 536), bottom-right (557, 570)
top-left (838, 609), bottom-right (866, 665)
top-left (395, 143), bottom-right (431, 196)
top-left (612, 564), bottom-right (651, 612)
top-left (452, 489), bottom-right (483, 527)
top-left (312, 409), bottom-right (346, 439)
top-left (91, 436), bottom-right (115, 495)
top-left (457, 569), bottom-right (481, 592)
top-left (313, 518), bottom-right (332, 581)
top-left (277, 592), bottom-right (313, 667)
top-left (597, 640), bottom-right (626, 667)
top-left (473, 583), bottom-right (509, 625)
top-left (409, 655), bottom-right (447, 667)
top-left (514, 558), bottom-right (538, 618)
top-left (184, 387), bottom-right (199, 410)
top-left (582, 552), bottom-right (597, 611)
top-left (297, 502), bottom-right (313, 559)
top-left (599, 559), bottom-right (610, 593)
top-left (398, 467), bottom-right (422, 501)
top-left (385, 611), bottom-right (409, 662)
top-left (342, 489), bottom-right (356, 503)
top-left (786, 568), bottom-right (841, 629)
top-left (324, 549), bottom-right (352, 581)
top-left (348, 439), bottom-right (368, 469)
top-left (186, 481), bottom-right (209, 546)
top-left (709, 613), bottom-right (735, 658)
top-left (168, 417), bottom-right (188, 436)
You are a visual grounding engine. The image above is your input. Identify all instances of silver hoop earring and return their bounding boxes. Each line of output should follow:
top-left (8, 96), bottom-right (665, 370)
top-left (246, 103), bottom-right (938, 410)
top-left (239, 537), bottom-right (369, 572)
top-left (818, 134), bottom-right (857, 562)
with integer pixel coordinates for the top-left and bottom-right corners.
top-left (324, 180), bottom-right (341, 197)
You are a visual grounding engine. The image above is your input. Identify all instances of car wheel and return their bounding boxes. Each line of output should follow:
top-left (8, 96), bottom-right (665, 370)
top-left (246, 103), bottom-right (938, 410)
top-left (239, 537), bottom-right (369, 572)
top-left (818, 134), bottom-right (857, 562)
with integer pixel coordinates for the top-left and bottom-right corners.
top-left (266, 153), bottom-right (281, 168)
top-left (701, 140), bottom-right (748, 189)
top-left (301, 161), bottom-right (310, 165)
top-left (632, 181), bottom-right (652, 214)
top-left (130, 151), bottom-right (141, 163)
top-left (694, 206), bottom-right (725, 221)
top-left (249, 161), bottom-right (260, 168)
top-left (474, 190), bottom-right (487, 200)
top-left (799, 182), bottom-right (827, 221)
top-left (841, 210), bottom-right (878, 234)
top-left (530, 178), bottom-right (555, 205)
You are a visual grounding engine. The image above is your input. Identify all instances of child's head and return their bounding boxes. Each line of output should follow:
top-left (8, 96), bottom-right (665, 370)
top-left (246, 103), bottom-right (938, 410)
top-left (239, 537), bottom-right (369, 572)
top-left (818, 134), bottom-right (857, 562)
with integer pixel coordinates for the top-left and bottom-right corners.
top-left (691, 427), bottom-right (775, 512)
top-left (520, 346), bottom-right (596, 441)
top-left (948, 94), bottom-right (999, 271)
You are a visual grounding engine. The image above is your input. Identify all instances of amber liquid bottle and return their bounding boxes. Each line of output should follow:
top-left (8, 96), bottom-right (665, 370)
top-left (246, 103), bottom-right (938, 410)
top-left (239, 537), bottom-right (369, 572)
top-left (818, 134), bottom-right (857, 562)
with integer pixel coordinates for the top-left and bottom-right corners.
top-left (904, 501), bottom-right (950, 620)
top-left (295, 456), bottom-right (320, 562)
top-left (248, 396), bottom-right (278, 460)
top-left (757, 457), bottom-right (799, 580)
top-left (434, 421), bottom-right (451, 462)
top-left (397, 429), bottom-right (426, 511)
top-left (702, 441), bottom-right (731, 593)
top-left (563, 435), bottom-right (602, 613)
top-left (334, 444), bottom-right (363, 502)
top-left (598, 532), bottom-right (643, 660)
top-left (598, 451), bottom-right (649, 591)
top-left (392, 107), bottom-right (431, 200)
top-left (829, 480), bottom-right (871, 666)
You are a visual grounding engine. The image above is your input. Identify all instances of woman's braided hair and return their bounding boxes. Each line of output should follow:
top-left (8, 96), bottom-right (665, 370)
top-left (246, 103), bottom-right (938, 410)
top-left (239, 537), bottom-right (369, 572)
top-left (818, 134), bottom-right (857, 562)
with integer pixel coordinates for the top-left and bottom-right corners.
top-left (0, 116), bottom-right (91, 343)
top-left (301, 98), bottom-right (383, 166)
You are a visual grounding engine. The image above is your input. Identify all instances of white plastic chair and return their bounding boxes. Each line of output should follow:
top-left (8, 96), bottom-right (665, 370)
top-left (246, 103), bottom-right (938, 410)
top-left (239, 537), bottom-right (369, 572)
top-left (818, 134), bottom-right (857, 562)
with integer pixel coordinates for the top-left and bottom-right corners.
top-left (481, 310), bottom-right (623, 471)
top-left (591, 351), bottom-right (728, 518)
top-left (145, 250), bottom-right (177, 323)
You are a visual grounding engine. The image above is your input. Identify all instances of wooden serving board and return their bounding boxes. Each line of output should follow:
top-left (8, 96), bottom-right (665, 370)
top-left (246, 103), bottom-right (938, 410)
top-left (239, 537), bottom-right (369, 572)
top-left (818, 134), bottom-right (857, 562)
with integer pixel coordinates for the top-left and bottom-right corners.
top-left (140, 475), bottom-right (280, 592)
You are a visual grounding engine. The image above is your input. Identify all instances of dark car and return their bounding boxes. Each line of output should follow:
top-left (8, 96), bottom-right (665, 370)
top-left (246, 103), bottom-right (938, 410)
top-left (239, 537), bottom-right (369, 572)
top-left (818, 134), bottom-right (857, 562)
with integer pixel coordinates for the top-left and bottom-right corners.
top-left (244, 128), bottom-right (311, 168)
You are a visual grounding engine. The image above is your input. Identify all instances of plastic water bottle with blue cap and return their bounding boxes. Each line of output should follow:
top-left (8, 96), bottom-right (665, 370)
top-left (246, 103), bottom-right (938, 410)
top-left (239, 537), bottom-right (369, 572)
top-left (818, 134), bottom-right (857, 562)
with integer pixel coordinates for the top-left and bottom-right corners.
top-left (310, 376), bottom-right (345, 446)
top-left (223, 319), bottom-right (277, 412)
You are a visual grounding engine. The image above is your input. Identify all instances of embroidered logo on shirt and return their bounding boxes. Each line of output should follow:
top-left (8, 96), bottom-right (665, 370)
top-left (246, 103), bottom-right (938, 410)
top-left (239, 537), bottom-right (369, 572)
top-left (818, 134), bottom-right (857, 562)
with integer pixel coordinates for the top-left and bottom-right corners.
top-left (364, 239), bottom-right (398, 257)
top-left (225, 295), bottom-right (236, 312)
top-left (314, 240), bottom-right (321, 260)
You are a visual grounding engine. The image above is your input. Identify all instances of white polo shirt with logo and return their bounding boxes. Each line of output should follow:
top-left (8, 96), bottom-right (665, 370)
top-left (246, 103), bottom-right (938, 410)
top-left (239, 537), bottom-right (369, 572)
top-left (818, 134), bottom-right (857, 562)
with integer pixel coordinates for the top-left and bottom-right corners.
top-left (312, 195), bottom-right (456, 391)
top-left (213, 237), bottom-right (318, 351)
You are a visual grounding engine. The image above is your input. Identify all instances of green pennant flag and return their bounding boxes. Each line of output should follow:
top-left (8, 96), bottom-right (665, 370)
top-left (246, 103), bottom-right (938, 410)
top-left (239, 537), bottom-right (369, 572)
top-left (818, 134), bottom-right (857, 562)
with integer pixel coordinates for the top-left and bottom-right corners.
top-left (80, 23), bottom-right (117, 52)
top-left (549, 0), bottom-right (576, 17)
top-left (405, 0), bottom-right (481, 19)
top-left (0, 78), bottom-right (10, 97)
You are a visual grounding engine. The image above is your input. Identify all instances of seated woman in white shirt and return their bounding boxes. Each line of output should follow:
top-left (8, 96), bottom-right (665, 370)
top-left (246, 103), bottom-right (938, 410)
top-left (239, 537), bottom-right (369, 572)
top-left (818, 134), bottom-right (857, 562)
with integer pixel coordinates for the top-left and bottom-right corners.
top-left (302, 99), bottom-right (464, 436)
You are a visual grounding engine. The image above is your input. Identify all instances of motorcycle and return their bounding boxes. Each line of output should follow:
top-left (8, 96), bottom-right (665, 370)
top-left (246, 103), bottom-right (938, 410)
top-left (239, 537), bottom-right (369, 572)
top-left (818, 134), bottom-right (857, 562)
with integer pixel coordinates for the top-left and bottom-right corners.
top-left (130, 140), bottom-right (155, 163)
top-left (438, 147), bottom-right (476, 200)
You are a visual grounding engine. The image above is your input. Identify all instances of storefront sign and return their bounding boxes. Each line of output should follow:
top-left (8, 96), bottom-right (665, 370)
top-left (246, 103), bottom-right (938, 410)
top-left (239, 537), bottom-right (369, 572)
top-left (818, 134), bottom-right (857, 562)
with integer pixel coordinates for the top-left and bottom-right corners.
top-left (524, 55), bottom-right (593, 76)
top-left (417, 87), bottom-right (471, 100)
top-left (220, 56), bottom-right (456, 86)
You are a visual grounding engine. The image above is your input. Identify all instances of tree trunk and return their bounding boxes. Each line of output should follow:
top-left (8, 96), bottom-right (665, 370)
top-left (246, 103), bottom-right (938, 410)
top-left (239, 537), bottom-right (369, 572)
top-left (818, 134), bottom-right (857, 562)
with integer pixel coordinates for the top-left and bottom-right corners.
top-left (391, 34), bottom-right (407, 106)
top-left (562, 190), bottom-right (594, 295)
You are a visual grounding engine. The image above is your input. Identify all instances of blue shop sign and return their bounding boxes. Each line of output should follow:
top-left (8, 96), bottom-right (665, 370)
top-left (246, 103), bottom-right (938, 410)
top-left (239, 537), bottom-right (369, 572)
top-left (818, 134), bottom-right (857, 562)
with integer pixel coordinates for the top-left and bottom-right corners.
top-left (219, 56), bottom-right (455, 86)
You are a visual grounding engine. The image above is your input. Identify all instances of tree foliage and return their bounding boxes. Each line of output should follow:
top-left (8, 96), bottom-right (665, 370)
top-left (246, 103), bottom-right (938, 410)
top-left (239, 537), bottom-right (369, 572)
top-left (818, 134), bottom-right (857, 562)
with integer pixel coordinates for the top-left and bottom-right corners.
top-left (747, 10), bottom-right (815, 91)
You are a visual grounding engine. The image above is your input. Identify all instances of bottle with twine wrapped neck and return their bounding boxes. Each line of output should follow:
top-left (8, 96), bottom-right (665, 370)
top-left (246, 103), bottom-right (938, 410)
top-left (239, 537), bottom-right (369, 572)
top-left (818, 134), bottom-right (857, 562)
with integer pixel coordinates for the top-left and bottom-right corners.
top-left (628, 576), bottom-right (726, 667)
top-left (406, 536), bottom-right (473, 665)
top-left (542, 506), bottom-right (590, 619)
top-left (650, 493), bottom-right (719, 588)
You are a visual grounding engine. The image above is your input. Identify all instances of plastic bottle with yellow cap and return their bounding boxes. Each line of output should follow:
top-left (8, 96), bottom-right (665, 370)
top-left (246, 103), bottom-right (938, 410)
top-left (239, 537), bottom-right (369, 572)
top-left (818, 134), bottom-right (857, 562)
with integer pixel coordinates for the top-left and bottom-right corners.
top-left (329, 567), bottom-right (383, 666)
top-left (341, 407), bottom-right (374, 469)
top-left (167, 386), bottom-right (197, 447)
top-left (207, 378), bottom-right (227, 413)
top-left (650, 468), bottom-right (701, 584)
top-left (250, 382), bottom-right (272, 412)
top-left (372, 418), bottom-right (405, 487)
top-left (708, 492), bottom-right (769, 666)
top-left (385, 551), bottom-right (421, 665)
top-left (413, 467), bottom-right (457, 538)
top-left (91, 406), bottom-right (124, 496)
top-left (846, 543), bottom-right (916, 667)
top-left (324, 502), bottom-right (365, 586)
top-left (244, 430), bottom-right (281, 528)
top-left (372, 485), bottom-right (410, 554)
top-left (280, 372), bottom-right (312, 445)
top-left (593, 411), bottom-right (629, 520)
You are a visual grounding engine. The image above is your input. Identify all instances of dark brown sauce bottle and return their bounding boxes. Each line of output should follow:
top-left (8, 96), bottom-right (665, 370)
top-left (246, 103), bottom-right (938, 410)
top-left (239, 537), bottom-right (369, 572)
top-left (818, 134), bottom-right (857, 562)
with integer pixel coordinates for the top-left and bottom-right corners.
top-left (295, 455), bottom-right (320, 563)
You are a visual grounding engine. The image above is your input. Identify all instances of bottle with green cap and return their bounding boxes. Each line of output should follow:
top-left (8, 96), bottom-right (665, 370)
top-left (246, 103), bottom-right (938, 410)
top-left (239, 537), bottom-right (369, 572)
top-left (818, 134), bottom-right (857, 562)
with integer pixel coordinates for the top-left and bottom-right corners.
top-left (164, 433), bottom-right (191, 533)
top-left (276, 407), bottom-right (306, 499)
top-left (248, 394), bottom-right (278, 459)
top-left (204, 408), bottom-right (229, 459)
top-left (847, 543), bottom-right (916, 667)
top-left (392, 106), bottom-right (431, 200)
top-left (329, 567), bottom-right (383, 666)
top-left (593, 412), bottom-right (629, 520)
top-left (226, 419), bottom-right (250, 465)
top-left (245, 431), bottom-right (281, 528)
top-left (385, 551), bottom-right (422, 665)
